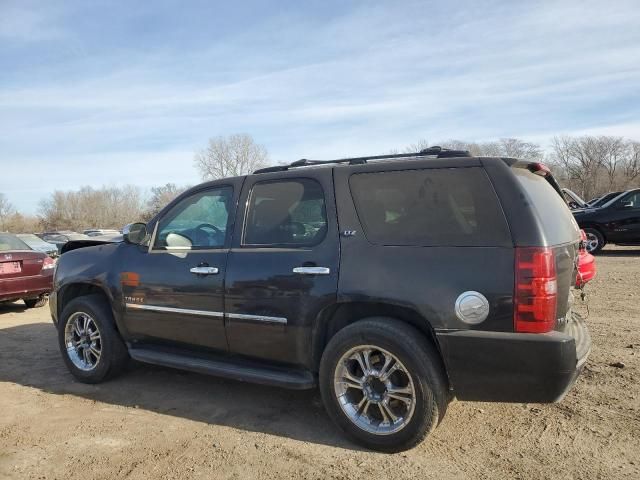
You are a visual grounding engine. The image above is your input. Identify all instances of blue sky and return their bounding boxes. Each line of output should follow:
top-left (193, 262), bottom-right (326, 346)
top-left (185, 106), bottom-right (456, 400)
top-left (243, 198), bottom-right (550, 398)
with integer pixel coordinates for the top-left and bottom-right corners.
top-left (1, 0), bottom-right (639, 213)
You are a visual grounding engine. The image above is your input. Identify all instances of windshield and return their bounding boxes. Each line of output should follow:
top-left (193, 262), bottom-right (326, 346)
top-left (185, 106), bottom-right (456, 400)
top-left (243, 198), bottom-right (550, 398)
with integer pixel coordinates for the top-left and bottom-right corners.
top-left (0, 234), bottom-right (32, 251)
top-left (600, 192), bottom-right (627, 209)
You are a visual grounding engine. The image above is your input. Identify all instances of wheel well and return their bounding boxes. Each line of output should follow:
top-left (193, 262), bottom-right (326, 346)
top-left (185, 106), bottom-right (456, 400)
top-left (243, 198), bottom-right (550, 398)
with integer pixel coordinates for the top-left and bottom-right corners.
top-left (312, 302), bottom-right (449, 383)
top-left (581, 224), bottom-right (606, 241)
top-left (58, 284), bottom-right (114, 325)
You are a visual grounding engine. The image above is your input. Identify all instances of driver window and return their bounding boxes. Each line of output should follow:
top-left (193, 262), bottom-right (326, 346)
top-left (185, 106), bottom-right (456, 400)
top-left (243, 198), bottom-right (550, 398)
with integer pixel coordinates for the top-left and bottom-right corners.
top-left (153, 186), bottom-right (233, 250)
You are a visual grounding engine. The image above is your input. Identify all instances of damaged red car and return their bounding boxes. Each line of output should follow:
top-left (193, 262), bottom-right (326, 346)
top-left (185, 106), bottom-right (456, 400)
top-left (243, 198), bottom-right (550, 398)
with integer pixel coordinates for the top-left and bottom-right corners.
top-left (0, 233), bottom-right (54, 308)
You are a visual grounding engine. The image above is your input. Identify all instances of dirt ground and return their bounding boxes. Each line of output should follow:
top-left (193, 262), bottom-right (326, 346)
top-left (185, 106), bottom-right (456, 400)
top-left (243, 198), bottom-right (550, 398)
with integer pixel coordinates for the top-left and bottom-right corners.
top-left (1, 247), bottom-right (639, 480)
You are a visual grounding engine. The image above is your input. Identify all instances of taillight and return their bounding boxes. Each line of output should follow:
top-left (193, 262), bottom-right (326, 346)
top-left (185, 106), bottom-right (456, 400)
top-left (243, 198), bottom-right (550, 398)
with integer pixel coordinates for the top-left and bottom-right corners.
top-left (514, 247), bottom-right (557, 333)
top-left (42, 257), bottom-right (55, 270)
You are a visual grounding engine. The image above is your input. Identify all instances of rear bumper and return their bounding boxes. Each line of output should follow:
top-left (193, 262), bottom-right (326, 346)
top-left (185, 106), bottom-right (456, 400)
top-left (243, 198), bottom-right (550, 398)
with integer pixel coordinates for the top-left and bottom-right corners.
top-left (436, 313), bottom-right (590, 403)
top-left (0, 271), bottom-right (53, 302)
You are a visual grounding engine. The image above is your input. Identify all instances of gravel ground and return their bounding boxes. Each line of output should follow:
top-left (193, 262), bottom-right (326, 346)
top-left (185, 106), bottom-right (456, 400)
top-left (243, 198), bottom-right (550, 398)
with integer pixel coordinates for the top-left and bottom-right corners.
top-left (1, 246), bottom-right (639, 479)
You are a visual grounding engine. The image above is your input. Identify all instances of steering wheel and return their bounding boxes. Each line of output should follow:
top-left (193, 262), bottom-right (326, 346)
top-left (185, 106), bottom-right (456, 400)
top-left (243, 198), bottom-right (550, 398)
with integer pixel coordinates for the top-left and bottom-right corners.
top-left (193, 223), bottom-right (224, 246)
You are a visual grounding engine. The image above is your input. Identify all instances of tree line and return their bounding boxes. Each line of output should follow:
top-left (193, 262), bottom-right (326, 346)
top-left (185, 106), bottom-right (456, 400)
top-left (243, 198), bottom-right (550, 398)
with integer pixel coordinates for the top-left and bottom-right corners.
top-left (1, 133), bottom-right (638, 234)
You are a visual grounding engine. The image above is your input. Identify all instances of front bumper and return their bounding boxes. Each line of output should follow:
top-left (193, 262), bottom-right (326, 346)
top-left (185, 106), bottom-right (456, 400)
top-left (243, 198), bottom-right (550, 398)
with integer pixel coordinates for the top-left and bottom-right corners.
top-left (436, 313), bottom-right (590, 403)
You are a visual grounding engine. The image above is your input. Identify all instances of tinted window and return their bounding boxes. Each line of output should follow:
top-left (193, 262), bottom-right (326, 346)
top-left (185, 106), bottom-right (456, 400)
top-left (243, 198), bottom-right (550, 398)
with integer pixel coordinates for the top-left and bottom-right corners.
top-left (243, 179), bottom-right (327, 246)
top-left (513, 168), bottom-right (580, 245)
top-left (349, 167), bottom-right (511, 247)
top-left (617, 191), bottom-right (640, 208)
top-left (154, 187), bottom-right (233, 249)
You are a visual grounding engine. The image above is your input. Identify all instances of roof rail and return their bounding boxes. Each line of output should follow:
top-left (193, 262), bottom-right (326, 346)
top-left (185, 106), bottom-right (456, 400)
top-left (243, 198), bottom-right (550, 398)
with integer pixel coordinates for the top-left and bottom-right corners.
top-left (253, 146), bottom-right (471, 174)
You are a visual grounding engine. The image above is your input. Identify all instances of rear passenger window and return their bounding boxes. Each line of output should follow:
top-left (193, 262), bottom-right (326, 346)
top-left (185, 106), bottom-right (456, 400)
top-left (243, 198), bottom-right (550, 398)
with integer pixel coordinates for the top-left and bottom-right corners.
top-left (349, 167), bottom-right (511, 247)
top-left (243, 179), bottom-right (327, 247)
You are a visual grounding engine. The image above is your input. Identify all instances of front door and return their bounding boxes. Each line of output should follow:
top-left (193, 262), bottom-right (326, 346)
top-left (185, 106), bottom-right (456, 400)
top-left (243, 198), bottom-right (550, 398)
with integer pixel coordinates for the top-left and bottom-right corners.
top-left (121, 181), bottom-right (240, 351)
top-left (607, 191), bottom-right (640, 243)
top-left (224, 170), bottom-right (339, 366)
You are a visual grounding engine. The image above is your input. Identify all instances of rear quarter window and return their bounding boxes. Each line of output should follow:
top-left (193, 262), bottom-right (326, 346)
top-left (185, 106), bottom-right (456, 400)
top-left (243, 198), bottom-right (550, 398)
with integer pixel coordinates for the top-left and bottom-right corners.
top-left (513, 169), bottom-right (580, 245)
top-left (349, 167), bottom-right (512, 247)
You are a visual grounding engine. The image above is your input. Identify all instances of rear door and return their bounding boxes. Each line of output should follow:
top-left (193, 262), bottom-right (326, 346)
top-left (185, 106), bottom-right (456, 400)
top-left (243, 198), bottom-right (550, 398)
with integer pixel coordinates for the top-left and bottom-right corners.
top-left (224, 169), bottom-right (339, 367)
top-left (607, 191), bottom-right (640, 243)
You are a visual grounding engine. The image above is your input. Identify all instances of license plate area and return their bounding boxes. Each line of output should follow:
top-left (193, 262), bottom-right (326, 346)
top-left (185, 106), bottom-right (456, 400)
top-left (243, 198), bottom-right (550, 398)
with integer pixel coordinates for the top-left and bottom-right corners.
top-left (0, 261), bottom-right (22, 274)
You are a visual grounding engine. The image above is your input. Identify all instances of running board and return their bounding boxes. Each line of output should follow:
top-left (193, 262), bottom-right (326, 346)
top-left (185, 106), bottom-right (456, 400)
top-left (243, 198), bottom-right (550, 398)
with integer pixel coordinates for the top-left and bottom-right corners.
top-left (128, 347), bottom-right (316, 390)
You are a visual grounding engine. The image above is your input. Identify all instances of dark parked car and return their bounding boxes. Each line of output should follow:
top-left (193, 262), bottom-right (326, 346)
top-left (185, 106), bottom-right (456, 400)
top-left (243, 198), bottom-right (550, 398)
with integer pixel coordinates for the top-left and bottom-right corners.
top-left (39, 232), bottom-right (91, 254)
top-left (50, 148), bottom-right (589, 452)
top-left (573, 188), bottom-right (640, 253)
top-left (16, 233), bottom-right (59, 258)
top-left (0, 233), bottom-right (54, 307)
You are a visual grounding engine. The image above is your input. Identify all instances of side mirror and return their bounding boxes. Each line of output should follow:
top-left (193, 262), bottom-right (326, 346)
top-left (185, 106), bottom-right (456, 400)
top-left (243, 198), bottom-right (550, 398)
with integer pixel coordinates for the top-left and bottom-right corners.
top-left (618, 201), bottom-right (634, 209)
top-left (123, 223), bottom-right (148, 245)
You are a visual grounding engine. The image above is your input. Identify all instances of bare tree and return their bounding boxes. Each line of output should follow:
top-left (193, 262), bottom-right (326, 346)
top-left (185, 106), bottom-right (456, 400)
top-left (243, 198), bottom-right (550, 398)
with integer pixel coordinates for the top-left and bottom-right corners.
top-left (0, 193), bottom-right (15, 231)
top-left (143, 183), bottom-right (186, 220)
top-left (194, 134), bottom-right (269, 180)
top-left (621, 141), bottom-right (640, 188)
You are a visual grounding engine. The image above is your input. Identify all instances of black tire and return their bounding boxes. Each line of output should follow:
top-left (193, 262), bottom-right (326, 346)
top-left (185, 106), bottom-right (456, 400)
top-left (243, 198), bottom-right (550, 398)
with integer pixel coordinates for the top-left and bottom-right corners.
top-left (583, 227), bottom-right (605, 254)
top-left (24, 296), bottom-right (48, 308)
top-left (319, 317), bottom-right (449, 452)
top-left (58, 294), bottom-right (129, 383)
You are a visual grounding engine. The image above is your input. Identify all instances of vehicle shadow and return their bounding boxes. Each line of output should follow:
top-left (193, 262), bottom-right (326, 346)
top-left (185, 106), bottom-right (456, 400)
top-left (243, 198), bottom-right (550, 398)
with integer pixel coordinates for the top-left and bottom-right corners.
top-left (0, 321), bottom-right (362, 451)
top-left (597, 248), bottom-right (640, 257)
top-left (0, 301), bottom-right (27, 314)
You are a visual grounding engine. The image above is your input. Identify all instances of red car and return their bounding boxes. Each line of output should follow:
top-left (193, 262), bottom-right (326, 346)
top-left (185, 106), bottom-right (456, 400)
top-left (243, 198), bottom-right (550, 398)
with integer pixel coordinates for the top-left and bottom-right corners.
top-left (0, 233), bottom-right (54, 307)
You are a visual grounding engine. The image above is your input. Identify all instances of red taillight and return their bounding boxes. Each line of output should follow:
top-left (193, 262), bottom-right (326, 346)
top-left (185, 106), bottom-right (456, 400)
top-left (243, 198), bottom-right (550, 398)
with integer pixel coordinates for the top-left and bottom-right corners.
top-left (514, 247), bottom-right (557, 333)
top-left (42, 257), bottom-right (55, 270)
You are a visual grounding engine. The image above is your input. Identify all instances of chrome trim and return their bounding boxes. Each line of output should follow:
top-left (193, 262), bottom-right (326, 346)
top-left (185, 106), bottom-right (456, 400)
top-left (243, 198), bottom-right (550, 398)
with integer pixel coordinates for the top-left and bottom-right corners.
top-left (125, 303), bottom-right (224, 318)
top-left (226, 312), bottom-right (288, 324)
top-left (293, 266), bottom-right (331, 275)
top-left (190, 266), bottom-right (219, 275)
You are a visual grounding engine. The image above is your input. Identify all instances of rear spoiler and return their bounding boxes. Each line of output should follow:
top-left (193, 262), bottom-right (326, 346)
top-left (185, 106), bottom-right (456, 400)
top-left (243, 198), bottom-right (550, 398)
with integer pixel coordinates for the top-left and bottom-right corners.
top-left (501, 158), bottom-right (563, 196)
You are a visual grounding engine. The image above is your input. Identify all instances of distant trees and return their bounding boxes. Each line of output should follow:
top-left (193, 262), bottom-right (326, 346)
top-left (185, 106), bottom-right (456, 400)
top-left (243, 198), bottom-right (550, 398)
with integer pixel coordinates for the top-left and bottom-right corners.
top-left (439, 138), bottom-right (543, 161)
top-left (38, 186), bottom-right (146, 231)
top-left (549, 136), bottom-right (640, 200)
top-left (0, 193), bottom-right (14, 231)
top-left (194, 134), bottom-right (269, 180)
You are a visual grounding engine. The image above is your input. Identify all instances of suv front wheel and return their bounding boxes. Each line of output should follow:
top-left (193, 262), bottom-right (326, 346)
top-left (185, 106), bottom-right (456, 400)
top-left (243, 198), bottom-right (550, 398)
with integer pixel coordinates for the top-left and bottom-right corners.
top-left (58, 294), bottom-right (129, 383)
top-left (319, 317), bottom-right (448, 452)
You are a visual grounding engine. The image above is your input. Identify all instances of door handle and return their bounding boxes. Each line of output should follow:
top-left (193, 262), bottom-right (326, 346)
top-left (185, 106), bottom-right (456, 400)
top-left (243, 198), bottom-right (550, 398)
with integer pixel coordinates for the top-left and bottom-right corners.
top-left (293, 266), bottom-right (331, 275)
top-left (190, 266), bottom-right (219, 275)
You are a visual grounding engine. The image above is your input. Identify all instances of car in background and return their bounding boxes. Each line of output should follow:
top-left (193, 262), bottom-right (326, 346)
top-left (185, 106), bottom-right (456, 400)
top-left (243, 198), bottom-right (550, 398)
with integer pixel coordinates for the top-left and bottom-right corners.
top-left (562, 188), bottom-right (588, 209)
top-left (39, 232), bottom-right (91, 254)
top-left (573, 188), bottom-right (640, 253)
top-left (0, 233), bottom-right (54, 307)
top-left (83, 229), bottom-right (121, 237)
top-left (16, 233), bottom-right (58, 258)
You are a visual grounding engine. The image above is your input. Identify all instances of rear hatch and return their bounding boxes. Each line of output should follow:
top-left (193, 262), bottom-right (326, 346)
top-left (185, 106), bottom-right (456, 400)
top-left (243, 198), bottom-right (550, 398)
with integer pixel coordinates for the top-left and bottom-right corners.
top-left (510, 165), bottom-right (581, 325)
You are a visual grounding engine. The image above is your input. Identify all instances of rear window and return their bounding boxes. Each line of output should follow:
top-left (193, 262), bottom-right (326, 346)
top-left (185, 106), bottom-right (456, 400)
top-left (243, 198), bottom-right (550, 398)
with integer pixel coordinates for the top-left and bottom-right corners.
top-left (0, 234), bottom-right (31, 251)
top-left (513, 169), bottom-right (580, 245)
top-left (349, 167), bottom-right (511, 247)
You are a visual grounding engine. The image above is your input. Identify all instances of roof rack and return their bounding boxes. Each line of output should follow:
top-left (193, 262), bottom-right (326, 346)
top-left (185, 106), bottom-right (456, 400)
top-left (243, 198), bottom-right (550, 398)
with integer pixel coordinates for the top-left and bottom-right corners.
top-left (253, 146), bottom-right (471, 174)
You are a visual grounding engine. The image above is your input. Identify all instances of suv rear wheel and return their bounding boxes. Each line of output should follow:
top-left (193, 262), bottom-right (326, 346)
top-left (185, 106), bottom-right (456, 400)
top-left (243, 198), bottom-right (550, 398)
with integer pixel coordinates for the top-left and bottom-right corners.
top-left (319, 317), bottom-right (448, 452)
top-left (58, 294), bottom-right (129, 383)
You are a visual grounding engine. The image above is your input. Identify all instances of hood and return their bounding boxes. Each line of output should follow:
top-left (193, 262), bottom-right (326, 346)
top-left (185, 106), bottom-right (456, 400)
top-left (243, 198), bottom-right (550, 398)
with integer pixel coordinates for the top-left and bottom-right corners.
top-left (61, 235), bottom-right (122, 254)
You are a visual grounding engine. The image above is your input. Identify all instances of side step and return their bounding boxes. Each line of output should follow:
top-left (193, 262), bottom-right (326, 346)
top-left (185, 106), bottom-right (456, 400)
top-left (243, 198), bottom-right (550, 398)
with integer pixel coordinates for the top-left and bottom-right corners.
top-left (128, 346), bottom-right (316, 390)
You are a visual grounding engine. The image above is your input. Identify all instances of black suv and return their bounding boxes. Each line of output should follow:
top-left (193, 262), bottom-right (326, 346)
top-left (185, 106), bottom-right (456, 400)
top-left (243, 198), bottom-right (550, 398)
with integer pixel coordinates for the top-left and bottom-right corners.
top-left (50, 148), bottom-right (590, 452)
top-left (572, 188), bottom-right (640, 253)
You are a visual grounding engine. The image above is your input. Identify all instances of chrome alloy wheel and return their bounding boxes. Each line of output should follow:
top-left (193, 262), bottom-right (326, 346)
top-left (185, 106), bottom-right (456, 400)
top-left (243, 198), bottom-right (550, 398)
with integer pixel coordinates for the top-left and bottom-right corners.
top-left (64, 312), bottom-right (102, 371)
top-left (585, 232), bottom-right (600, 253)
top-left (333, 345), bottom-right (416, 435)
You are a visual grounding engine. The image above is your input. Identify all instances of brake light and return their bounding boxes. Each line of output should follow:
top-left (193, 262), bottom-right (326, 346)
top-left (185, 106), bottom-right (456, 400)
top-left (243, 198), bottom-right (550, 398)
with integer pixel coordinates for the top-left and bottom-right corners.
top-left (514, 247), bottom-right (557, 333)
top-left (42, 257), bottom-right (55, 270)
top-left (527, 163), bottom-right (551, 176)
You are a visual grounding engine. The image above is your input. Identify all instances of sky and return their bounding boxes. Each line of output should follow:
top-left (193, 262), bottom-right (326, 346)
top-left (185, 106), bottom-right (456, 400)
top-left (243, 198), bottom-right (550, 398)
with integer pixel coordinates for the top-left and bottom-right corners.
top-left (1, 0), bottom-right (639, 214)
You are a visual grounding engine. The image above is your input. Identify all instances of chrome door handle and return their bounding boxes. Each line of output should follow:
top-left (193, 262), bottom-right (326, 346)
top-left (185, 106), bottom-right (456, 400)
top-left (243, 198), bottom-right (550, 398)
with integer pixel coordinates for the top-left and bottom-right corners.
top-left (293, 266), bottom-right (331, 275)
top-left (190, 266), bottom-right (219, 275)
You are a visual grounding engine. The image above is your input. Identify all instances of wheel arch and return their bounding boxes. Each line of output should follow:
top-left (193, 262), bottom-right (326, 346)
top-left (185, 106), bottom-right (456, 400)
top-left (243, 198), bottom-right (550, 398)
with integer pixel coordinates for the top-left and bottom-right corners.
top-left (580, 223), bottom-right (607, 241)
top-left (311, 301), bottom-right (449, 385)
top-left (57, 282), bottom-right (121, 332)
